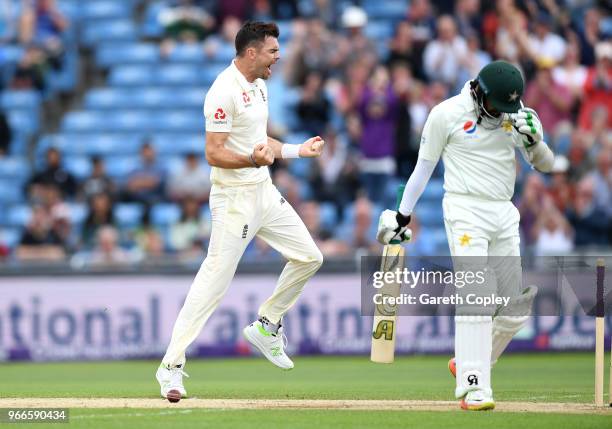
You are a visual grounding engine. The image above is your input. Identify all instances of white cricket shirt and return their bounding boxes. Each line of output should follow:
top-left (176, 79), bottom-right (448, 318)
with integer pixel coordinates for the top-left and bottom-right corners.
top-left (204, 60), bottom-right (270, 186)
top-left (419, 81), bottom-right (524, 201)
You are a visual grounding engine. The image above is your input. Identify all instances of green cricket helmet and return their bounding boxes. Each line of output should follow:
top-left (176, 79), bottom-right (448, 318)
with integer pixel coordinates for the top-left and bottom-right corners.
top-left (476, 61), bottom-right (524, 113)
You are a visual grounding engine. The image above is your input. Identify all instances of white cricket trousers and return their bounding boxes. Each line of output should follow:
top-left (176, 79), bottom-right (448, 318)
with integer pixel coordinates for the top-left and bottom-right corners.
top-left (443, 193), bottom-right (522, 398)
top-left (162, 178), bottom-right (323, 367)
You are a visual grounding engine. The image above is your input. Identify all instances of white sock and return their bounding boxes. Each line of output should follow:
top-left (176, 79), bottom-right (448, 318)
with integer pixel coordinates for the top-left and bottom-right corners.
top-left (455, 315), bottom-right (492, 398)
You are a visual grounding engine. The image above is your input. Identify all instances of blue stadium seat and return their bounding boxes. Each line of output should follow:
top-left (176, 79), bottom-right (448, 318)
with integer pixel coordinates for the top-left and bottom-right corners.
top-left (108, 65), bottom-right (154, 86)
top-left (6, 204), bottom-right (31, 227)
top-left (9, 134), bottom-right (27, 156)
top-left (200, 63), bottom-right (228, 85)
top-left (66, 202), bottom-right (88, 226)
top-left (319, 202), bottom-right (338, 232)
top-left (207, 43), bottom-right (235, 63)
top-left (62, 111), bottom-right (103, 132)
top-left (154, 111), bottom-right (202, 132)
top-left (276, 21), bottom-right (292, 42)
top-left (421, 179), bottom-right (444, 201)
top-left (82, 19), bottom-right (137, 46)
top-left (0, 157), bottom-right (30, 183)
top-left (157, 65), bottom-right (201, 85)
top-left (165, 88), bottom-right (206, 108)
top-left (82, 1), bottom-right (131, 20)
top-left (0, 227), bottom-right (22, 248)
top-left (114, 203), bottom-right (145, 228)
top-left (166, 44), bottom-right (205, 63)
top-left (430, 228), bottom-right (450, 255)
top-left (140, 0), bottom-right (166, 38)
top-left (151, 203), bottom-right (181, 227)
top-left (96, 43), bottom-right (159, 67)
top-left (415, 202), bottom-right (444, 228)
top-left (154, 134), bottom-right (203, 155)
top-left (86, 87), bottom-right (205, 109)
top-left (104, 156), bottom-right (140, 179)
top-left (47, 48), bottom-right (79, 93)
top-left (63, 156), bottom-right (92, 180)
top-left (0, 90), bottom-right (41, 110)
top-left (84, 88), bottom-right (128, 109)
top-left (365, 21), bottom-right (394, 40)
top-left (362, 0), bottom-right (407, 20)
top-left (7, 110), bottom-right (39, 136)
top-left (0, 45), bottom-right (24, 65)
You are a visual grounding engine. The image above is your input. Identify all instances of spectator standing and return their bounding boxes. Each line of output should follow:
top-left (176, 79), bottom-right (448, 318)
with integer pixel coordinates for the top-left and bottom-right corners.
top-left (578, 41), bottom-right (611, 131)
top-left (552, 38), bottom-right (588, 105)
top-left (356, 66), bottom-right (400, 205)
top-left (423, 15), bottom-right (468, 88)
top-left (296, 70), bottom-right (330, 136)
top-left (386, 21), bottom-right (424, 81)
top-left (525, 13), bottom-right (566, 65)
top-left (524, 61), bottom-right (573, 135)
top-left (19, 0), bottom-right (68, 69)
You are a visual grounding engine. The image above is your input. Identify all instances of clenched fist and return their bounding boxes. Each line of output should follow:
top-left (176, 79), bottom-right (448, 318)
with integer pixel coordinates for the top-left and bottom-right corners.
top-left (299, 136), bottom-right (325, 158)
top-left (252, 143), bottom-right (275, 167)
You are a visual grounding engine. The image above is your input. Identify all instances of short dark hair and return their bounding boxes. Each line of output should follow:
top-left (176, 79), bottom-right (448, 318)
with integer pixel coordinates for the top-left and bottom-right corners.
top-left (235, 21), bottom-right (279, 56)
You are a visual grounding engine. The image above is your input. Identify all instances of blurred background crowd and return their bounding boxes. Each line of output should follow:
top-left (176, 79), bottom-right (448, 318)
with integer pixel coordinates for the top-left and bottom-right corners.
top-left (0, 0), bottom-right (610, 268)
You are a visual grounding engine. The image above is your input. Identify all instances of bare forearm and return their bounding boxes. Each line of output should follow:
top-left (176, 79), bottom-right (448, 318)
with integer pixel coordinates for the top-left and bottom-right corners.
top-left (267, 136), bottom-right (284, 158)
top-left (206, 145), bottom-right (253, 169)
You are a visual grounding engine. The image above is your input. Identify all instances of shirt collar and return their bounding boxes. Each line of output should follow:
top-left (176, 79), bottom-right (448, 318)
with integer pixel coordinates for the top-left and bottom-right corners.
top-left (231, 60), bottom-right (256, 92)
top-left (459, 80), bottom-right (476, 113)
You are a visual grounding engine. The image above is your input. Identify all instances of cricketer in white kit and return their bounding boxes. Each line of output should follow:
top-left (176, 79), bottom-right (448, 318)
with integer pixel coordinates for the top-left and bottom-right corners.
top-left (377, 61), bottom-right (554, 410)
top-left (156, 21), bottom-right (325, 402)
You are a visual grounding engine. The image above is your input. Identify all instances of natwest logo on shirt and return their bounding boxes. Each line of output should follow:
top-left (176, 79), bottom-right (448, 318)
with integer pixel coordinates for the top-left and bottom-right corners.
top-left (214, 108), bottom-right (226, 120)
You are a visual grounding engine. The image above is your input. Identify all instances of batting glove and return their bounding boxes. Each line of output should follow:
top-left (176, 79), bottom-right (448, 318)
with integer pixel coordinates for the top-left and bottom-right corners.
top-left (376, 210), bottom-right (412, 245)
top-left (511, 107), bottom-right (543, 148)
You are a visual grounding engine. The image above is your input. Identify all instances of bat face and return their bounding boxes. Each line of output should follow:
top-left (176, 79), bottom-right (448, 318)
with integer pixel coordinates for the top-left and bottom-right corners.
top-left (371, 243), bottom-right (405, 364)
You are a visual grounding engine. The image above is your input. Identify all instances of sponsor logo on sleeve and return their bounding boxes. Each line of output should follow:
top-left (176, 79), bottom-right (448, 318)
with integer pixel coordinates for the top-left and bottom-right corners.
top-left (212, 108), bottom-right (228, 125)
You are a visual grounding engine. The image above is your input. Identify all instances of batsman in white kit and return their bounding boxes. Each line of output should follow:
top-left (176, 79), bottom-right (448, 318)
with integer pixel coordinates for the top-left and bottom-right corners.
top-left (377, 61), bottom-right (554, 410)
top-left (156, 21), bottom-right (325, 402)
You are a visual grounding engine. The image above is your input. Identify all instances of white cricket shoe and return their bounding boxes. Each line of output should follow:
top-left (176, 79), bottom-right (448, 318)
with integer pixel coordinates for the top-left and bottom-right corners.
top-left (156, 363), bottom-right (189, 402)
top-left (243, 320), bottom-right (294, 370)
top-left (460, 389), bottom-right (495, 411)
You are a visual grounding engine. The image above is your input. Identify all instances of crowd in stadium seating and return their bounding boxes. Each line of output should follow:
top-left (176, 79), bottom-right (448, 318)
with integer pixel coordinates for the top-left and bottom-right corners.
top-left (0, 0), bottom-right (610, 266)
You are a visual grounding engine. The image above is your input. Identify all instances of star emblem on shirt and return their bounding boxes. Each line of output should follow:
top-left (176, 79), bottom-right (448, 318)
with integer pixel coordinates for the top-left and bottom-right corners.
top-left (459, 233), bottom-right (471, 247)
top-left (502, 121), bottom-right (513, 132)
top-left (508, 90), bottom-right (519, 102)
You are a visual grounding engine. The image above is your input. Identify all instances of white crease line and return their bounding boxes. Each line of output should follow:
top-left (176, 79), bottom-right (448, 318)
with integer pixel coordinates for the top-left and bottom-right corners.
top-left (73, 410), bottom-right (195, 419)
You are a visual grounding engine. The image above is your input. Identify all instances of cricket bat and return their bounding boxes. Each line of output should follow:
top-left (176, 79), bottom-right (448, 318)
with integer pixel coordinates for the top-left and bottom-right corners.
top-left (371, 185), bottom-right (406, 364)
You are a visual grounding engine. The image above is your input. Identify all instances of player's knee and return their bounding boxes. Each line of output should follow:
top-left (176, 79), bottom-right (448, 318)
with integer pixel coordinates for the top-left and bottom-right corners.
top-left (311, 248), bottom-right (324, 269)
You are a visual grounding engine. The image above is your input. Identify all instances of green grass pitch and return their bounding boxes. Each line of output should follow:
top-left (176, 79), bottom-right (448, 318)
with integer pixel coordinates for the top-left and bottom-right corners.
top-left (1, 353), bottom-right (610, 428)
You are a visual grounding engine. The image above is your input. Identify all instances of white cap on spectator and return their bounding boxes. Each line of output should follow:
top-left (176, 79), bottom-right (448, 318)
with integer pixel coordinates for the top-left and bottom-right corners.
top-left (551, 155), bottom-right (569, 173)
top-left (342, 6), bottom-right (367, 28)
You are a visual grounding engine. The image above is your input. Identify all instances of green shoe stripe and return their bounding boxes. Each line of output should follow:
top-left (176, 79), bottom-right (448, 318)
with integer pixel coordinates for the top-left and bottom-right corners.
top-left (257, 323), bottom-right (272, 337)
